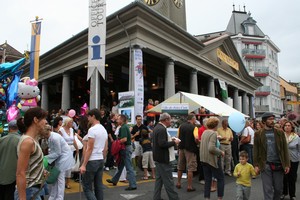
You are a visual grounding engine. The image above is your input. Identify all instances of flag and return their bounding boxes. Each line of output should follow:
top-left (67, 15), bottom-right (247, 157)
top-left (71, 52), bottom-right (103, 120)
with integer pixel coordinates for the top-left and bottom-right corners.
top-left (87, 0), bottom-right (106, 80)
top-left (29, 21), bottom-right (41, 80)
top-left (218, 79), bottom-right (228, 99)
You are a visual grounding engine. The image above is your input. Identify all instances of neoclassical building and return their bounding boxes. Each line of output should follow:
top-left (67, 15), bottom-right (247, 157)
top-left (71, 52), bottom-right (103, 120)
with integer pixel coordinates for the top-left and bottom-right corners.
top-left (30, 1), bottom-right (261, 117)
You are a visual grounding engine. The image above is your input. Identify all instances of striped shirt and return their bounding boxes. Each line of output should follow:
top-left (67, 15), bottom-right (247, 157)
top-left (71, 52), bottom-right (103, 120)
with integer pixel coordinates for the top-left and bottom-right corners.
top-left (18, 135), bottom-right (44, 188)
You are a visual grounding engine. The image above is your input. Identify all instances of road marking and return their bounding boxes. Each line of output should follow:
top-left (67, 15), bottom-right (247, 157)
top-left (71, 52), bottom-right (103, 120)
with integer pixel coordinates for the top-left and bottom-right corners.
top-left (120, 194), bottom-right (145, 200)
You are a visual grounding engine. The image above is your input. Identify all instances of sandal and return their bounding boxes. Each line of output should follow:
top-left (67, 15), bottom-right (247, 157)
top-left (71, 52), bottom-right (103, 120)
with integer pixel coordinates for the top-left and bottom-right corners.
top-left (141, 177), bottom-right (149, 180)
top-left (175, 184), bottom-right (181, 189)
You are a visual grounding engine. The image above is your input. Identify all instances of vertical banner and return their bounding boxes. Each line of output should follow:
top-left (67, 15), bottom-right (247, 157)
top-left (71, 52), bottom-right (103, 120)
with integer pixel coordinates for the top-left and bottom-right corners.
top-left (87, 0), bottom-right (106, 80)
top-left (218, 79), bottom-right (228, 99)
top-left (133, 49), bottom-right (144, 119)
top-left (29, 21), bottom-right (41, 80)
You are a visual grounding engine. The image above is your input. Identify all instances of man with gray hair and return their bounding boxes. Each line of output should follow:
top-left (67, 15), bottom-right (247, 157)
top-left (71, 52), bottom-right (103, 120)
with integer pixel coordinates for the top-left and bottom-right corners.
top-left (0, 120), bottom-right (21, 200)
top-left (153, 113), bottom-right (180, 200)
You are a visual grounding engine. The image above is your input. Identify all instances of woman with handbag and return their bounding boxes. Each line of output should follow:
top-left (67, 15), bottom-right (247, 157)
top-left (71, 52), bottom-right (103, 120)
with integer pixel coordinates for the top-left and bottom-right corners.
top-left (240, 121), bottom-right (255, 164)
top-left (200, 117), bottom-right (225, 200)
top-left (58, 117), bottom-right (79, 189)
top-left (43, 125), bottom-right (75, 200)
top-left (15, 107), bottom-right (48, 200)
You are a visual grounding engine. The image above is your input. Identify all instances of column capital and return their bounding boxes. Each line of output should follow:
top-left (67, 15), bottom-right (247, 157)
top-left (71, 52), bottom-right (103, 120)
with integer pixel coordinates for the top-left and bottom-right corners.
top-left (165, 57), bottom-right (175, 63)
top-left (190, 69), bottom-right (198, 74)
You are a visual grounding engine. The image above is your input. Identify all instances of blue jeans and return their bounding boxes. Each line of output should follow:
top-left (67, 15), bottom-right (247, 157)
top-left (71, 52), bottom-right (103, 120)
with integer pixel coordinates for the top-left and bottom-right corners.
top-left (236, 184), bottom-right (251, 200)
top-left (112, 145), bottom-right (137, 188)
top-left (14, 186), bottom-right (42, 200)
top-left (202, 159), bottom-right (225, 199)
top-left (82, 159), bottom-right (104, 200)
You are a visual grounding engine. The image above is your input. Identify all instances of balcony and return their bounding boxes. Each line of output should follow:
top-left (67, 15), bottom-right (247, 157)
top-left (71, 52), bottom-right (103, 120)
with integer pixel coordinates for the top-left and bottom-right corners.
top-left (242, 48), bottom-right (266, 59)
top-left (253, 66), bottom-right (269, 77)
top-left (255, 105), bottom-right (270, 112)
top-left (255, 86), bottom-right (271, 96)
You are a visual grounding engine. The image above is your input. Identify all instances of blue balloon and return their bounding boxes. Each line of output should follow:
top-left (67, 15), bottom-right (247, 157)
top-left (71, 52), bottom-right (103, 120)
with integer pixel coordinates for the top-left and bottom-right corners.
top-left (228, 112), bottom-right (245, 133)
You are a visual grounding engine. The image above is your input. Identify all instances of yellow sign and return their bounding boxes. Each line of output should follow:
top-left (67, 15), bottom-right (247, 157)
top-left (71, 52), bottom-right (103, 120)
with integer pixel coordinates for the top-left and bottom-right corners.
top-left (287, 101), bottom-right (300, 105)
top-left (217, 48), bottom-right (239, 70)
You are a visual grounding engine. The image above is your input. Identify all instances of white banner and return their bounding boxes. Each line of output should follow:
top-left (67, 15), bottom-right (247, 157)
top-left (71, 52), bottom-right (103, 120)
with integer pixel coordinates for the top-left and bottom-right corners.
top-left (87, 0), bottom-right (106, 80)
top-left (133, 49), bottom-right (144, 119)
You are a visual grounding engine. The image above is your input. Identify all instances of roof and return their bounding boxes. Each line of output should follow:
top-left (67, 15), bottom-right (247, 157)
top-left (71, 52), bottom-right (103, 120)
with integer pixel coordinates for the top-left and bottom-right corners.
top-left (0, 42), bottom-right (23, 62)
top-left (225, 11), bottom-right (265, 37)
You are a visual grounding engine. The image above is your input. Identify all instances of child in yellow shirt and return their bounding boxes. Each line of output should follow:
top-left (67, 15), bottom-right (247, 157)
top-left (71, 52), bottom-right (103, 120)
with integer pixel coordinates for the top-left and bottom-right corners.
top-left (233, 151), bottom-right (256, 200)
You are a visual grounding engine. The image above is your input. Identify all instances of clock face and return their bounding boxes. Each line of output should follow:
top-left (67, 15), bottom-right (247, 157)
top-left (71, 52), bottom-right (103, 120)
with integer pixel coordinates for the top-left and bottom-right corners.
top-left (173, 0), bottom-right (183, 8)
top-left (144, 0), bottom-right (160, 6)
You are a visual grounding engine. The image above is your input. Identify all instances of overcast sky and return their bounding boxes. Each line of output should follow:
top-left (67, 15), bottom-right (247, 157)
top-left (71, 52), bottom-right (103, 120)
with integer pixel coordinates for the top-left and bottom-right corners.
top-left (1, 0), bottom-right (299, 82)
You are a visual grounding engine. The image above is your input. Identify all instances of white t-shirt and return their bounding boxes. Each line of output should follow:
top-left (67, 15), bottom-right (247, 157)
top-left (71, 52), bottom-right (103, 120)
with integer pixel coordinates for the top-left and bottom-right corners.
top-left (242, 126), bottom-right (255, 145)
top-left (87, 124), bottom-right (108, 161)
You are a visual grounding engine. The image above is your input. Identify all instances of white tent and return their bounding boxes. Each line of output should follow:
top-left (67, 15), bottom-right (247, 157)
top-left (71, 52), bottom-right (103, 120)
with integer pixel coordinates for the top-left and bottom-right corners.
top-left (148, 91), bottom-right (248, 117)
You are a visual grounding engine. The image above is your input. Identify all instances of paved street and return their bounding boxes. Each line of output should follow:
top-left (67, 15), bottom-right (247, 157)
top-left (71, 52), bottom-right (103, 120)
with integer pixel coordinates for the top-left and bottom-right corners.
top-left (63, 167), bottom-right (300, 200)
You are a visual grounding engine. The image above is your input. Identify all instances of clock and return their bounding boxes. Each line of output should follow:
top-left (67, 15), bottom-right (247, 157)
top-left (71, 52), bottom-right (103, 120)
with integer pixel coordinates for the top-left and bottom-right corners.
top-left (172, 0), bottom-right (183, 8)
top-left (144, 0), bottom-right (160, 6)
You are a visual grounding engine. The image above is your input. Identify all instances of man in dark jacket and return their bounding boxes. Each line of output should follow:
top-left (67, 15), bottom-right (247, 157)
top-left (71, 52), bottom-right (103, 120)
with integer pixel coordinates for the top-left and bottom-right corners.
top-left (176, 113), bottom-right (198, 192)
top-left (253, 112), bottom-right (290, 200)
top-left (153, 113), bottom-right (180, 200)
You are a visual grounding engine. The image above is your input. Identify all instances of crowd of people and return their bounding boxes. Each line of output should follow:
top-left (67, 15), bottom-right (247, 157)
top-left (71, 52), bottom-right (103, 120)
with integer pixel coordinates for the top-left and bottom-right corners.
top-left (0, 99), bottom-right (299, 200)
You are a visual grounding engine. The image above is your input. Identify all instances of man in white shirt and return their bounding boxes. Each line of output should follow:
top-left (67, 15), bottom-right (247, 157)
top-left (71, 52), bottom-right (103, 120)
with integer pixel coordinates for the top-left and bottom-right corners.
top-left (240, 120), bottom-right (255, 164)
top-left (80, 109), bottom-right (108, 200)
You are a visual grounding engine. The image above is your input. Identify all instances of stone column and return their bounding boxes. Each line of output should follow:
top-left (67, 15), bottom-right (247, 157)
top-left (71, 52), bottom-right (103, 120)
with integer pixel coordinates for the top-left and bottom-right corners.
top-left (41, 81), bottom-right (48, 111)
top-left (61, 73), bottom-right (71, 111)
top-left (249, 95), bottom-right (254, 118)
top-left (242, 92), bottom-right (248, 115)
top-left (233, 88), bottom-right (239, 110)
top-left (189, 69), bottom-right (198, 94)
top-left (208, 77), bottom-right (215, 97)
top-left (164, 58), bottom-right (175, 99)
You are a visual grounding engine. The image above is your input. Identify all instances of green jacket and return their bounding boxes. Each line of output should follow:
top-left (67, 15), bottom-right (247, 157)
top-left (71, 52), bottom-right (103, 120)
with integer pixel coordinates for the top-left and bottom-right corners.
top-left (253, 128), bottom-right (290, 170)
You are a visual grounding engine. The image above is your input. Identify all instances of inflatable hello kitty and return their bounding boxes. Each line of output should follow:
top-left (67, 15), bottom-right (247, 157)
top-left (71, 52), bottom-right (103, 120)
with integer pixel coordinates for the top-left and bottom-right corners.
top-left (18, 78), bottom-right (40, 111)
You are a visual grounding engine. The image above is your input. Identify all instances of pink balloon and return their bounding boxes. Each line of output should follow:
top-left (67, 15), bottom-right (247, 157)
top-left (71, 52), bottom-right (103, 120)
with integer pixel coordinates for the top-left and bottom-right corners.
top-left (68, 109), bottom-right (76, 118)
top-left (80, 103), bottom-right (88, 116)
top-left (7, 103), bottom-right (19, 122)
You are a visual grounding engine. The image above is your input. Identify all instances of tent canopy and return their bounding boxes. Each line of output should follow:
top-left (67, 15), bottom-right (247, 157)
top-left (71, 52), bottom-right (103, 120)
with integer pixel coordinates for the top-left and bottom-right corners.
top-left (148, 91), bottom-right (248, 117)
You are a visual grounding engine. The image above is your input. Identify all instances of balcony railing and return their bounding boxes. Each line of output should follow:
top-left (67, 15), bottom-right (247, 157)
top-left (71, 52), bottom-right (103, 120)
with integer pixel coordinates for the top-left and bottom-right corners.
top-left (242, 48), bottom-right (266, 59)
top-left (255, 86), bottom-right (271, 96)
top-left (255, 105), bottom-right (270, 112)
top-left (253, 66), bottom-right (269, 77)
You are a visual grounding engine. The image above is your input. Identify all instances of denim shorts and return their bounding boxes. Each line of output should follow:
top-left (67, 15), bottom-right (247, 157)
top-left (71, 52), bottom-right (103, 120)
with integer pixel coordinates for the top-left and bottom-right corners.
top-left (14, 186), bottom-right (43, 200)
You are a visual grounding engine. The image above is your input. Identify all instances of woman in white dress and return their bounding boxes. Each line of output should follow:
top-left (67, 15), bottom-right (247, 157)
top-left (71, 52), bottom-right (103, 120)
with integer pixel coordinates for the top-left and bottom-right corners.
top-left (59, 117), bottom-right (79, 189)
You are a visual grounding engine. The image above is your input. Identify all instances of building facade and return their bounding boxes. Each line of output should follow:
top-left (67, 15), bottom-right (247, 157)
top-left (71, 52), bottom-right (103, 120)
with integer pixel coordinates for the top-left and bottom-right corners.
top-left (225, 8), bottom-right (282, 117)
top-left (21, 1), bottom-right (261, 118)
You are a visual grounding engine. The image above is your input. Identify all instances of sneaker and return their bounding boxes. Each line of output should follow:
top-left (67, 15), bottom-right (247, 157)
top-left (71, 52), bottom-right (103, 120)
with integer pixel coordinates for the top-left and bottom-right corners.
top-left (104, 167), bottom-right (110, 171)
top-left (199, 180), bottom-right (205, 185)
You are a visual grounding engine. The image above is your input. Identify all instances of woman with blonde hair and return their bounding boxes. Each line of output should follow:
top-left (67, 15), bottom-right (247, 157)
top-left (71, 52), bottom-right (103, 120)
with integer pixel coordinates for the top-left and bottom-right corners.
top-left (59, 117), bottom-right (79, 189)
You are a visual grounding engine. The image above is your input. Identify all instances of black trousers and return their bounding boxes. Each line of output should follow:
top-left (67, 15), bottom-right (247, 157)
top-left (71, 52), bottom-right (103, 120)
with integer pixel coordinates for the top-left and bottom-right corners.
top-left (283, 161), bottom-right (299, 197)
top-left (0, 182), bottom-right (16, 200)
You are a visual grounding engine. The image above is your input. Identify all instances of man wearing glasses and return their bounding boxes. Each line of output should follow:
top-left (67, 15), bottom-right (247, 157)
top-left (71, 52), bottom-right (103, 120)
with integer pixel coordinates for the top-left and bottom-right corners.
top-left (253, 112), bottom-right (290, 200)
